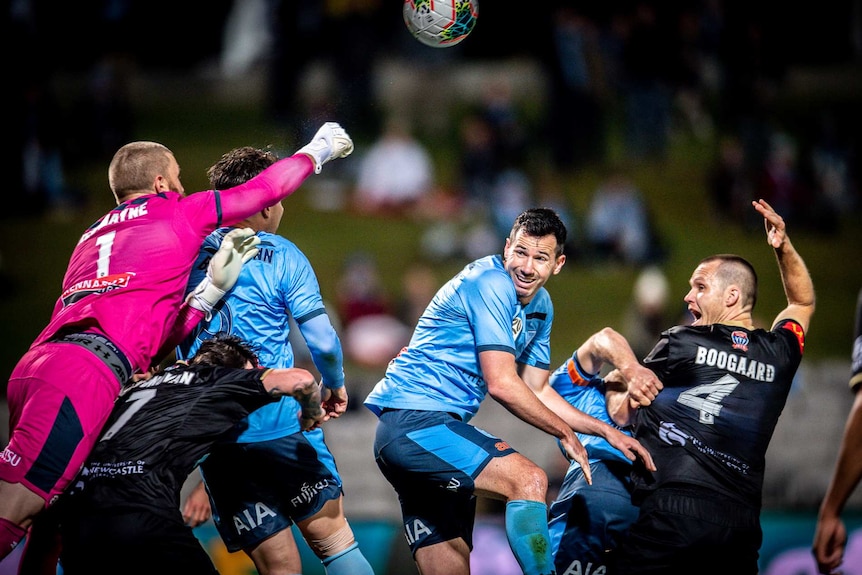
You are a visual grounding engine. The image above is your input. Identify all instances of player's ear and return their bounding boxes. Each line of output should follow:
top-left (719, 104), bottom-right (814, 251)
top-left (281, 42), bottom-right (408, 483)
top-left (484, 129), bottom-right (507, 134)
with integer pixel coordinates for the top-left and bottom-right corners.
top-left (726, 285), bottom-right (741, 307)
top-left (553, 254), bottom-right (566, 275)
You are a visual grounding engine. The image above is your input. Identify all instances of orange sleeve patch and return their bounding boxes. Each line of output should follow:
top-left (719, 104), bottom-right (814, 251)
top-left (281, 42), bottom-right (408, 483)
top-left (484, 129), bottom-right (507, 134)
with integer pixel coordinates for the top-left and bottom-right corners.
top-left (781, 321), bottom-right (805, 354)
top-left (567, 358), bottom-right (590, 386)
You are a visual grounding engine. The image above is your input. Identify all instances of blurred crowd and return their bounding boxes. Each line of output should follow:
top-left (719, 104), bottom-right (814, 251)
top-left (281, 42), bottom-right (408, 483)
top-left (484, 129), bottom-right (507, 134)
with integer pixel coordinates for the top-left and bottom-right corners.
top-left (9, 0), bottom-right (860, 362)
top-left (10, 0), bottom-right (860, 226)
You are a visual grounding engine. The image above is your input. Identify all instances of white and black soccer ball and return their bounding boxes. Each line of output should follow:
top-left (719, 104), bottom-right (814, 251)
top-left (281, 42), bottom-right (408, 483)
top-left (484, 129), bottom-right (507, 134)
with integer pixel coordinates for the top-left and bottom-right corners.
top-left (403, 0), bottom-right (479, 48)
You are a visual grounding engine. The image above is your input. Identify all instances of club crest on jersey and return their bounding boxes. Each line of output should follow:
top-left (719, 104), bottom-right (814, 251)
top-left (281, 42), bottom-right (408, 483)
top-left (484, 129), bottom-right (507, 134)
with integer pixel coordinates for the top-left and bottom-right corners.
top-left (730, 330), bottom-right (749, 352)
top-left (511, 317), bottom-right (523, 338)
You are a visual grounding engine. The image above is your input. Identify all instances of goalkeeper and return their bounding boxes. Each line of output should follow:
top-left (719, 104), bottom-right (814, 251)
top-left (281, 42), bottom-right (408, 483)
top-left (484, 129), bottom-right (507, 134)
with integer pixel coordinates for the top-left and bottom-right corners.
top-left (0, 122), bottom-right (353, 565)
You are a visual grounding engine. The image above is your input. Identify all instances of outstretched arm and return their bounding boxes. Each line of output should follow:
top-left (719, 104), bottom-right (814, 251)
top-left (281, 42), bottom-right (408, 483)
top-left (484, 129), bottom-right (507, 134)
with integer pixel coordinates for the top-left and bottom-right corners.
top-left (482, 350), bottom-right (593, 484)
top-left (813, 289), bottom-right (862, 574)
top-left (752, 199), bottom-right (815, 333)
top-left (575, 327), bottom-right (663, 408)
top-left (813, 387), bottom-right (862, 574)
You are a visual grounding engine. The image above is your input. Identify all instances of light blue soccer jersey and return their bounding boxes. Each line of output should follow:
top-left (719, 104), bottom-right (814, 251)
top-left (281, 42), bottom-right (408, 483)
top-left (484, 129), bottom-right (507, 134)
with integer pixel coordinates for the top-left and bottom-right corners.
top-left (549, 356), bottom-right (632, 465)
top-left (364, 254), bottom-right (553, 423)
top-left (178, 228), bottom-right (344, 442)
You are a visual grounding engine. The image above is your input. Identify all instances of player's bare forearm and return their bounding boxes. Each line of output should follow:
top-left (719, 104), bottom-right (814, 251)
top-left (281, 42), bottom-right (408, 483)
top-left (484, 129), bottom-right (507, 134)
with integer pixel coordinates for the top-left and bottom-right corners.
top-left (820, 390), bottom-right (862, 518)
top-left (579, 327), bottom-right (641, 374)
top-left (753, 199), bottom-right (815, 332)
top-left (535, 383), bottom-right (612, 435)
top-left (604, 369), bottom-right (638, 427)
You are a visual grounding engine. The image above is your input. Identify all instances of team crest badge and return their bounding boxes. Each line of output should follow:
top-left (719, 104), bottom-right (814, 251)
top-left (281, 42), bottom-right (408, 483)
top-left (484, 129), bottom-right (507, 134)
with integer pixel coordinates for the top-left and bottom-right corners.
top-left (731, 330), bottom-right (749, 352)
top-left (511, 317), bottom-right (522, 338)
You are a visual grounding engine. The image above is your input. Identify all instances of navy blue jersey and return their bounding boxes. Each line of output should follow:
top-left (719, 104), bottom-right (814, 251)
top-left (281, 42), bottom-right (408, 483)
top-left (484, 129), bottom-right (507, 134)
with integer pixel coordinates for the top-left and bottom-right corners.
top-left (64, 364), bottom-right (274, 520)
top-left (632, 320), bottom-right (805, 508)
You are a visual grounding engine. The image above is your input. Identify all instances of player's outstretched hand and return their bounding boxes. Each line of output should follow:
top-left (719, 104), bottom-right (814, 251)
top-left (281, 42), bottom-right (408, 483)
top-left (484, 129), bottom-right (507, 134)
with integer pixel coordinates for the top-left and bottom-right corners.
top-left (606, 427), bottom-right (656, 472)
top-left (560, 431), bottom-right (592, 485)
top-left (296, 122), bottom-right (354, 174)
top-left (752, 198), bottom-right (787, 249)
top-left (189, 227), bottom-right (260, 317)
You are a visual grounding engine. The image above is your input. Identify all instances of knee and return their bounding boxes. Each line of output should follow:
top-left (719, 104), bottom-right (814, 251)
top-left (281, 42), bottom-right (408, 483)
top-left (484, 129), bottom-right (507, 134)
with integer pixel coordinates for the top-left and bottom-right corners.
top-left (308, 521), bottom-right (356, 559)
top-left (510, 463), bottom-right (548, 502)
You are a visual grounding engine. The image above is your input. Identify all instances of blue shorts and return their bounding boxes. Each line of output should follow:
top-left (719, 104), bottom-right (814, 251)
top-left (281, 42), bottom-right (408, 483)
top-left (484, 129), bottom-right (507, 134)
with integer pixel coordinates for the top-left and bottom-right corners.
top-left (548, 460), bottom-right (638, 574)
top-left (373, 409), bottom-right (517, 553)
top-left (199, 428), bottom-right (343, 552)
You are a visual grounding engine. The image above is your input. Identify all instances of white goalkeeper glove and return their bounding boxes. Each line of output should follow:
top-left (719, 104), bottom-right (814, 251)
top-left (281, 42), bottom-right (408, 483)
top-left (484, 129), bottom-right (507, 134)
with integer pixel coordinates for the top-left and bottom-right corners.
top-left (188, 227), bottom-right (260, 319)
top-left (296, 122), bottom-right (354, 174)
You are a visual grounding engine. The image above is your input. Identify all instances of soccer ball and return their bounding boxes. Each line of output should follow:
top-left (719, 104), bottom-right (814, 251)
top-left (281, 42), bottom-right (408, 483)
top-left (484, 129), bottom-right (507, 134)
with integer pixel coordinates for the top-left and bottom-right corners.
top-left (403, 0), bottom-right (479, 48)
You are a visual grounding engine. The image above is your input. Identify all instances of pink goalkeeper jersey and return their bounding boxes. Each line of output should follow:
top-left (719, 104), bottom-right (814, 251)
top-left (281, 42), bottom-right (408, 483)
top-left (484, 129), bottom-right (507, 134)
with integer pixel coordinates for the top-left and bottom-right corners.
top-left (32, 154), bottom-right (314, 372)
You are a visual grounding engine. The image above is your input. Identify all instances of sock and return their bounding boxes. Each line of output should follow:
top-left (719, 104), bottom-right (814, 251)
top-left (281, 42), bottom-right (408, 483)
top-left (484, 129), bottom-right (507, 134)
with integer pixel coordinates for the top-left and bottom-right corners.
top-left (0, 517), bottom-right (27, 560)
top-left (505, 500), bottom-right (556, 575)
top-left (321, 542), bottom-right (375, 575)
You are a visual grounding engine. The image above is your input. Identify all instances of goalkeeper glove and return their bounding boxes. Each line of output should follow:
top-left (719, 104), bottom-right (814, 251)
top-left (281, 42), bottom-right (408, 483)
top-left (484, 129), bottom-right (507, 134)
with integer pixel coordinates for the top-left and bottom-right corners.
top-left (188, 227), bottom-right (260, 319)
top-left (296, 122), bottom-right (354, 174)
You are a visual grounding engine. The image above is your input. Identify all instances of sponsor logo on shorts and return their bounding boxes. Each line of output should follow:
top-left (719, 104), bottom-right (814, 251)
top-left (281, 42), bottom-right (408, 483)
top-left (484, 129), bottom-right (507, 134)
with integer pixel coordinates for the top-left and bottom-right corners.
top-left (446, 478), bottom-right (461, 491)
top-left (405, 518), bottom-right (432, 545)
top-left (495, 441), bottom-right (510, 451)
top-left (290, 479), bottom-right (333, 507)
top-left (233, 502), bottom-right (277, 534)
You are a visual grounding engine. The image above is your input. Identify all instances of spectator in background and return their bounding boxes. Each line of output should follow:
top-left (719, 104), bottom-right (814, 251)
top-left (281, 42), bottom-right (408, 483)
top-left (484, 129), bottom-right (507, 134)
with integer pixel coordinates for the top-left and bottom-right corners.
top-left (545, 5), bottom-right (606, 171)
top-left (585, 167), bottom-right (663, 265)
top-left (352, 116), bottom-right (434, 218)
top-left (395, 262), bottom-right (439, 329)
top-left (337, 252), bottom-right (410, 370)
top-left (458, 112), bottom-right (498, 213)
top-left (812, 287), bottom-right (862, 575)
top-left (619, 1), bottom-right (674, 162)
top-left (621, 266), bottom-right (673, 360)
top-left (707, 134), bottom-right (757, 228)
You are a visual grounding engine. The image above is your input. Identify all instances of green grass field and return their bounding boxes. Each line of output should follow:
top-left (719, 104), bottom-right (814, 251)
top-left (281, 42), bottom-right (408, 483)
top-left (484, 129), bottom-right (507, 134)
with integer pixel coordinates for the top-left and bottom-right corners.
top-left (2, 95), bottom-right (860, 389)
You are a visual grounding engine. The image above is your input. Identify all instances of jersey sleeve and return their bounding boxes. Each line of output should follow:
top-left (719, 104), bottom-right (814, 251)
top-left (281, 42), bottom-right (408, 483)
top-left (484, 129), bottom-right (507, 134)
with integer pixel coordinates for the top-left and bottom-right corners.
top-left (218, 155), bottom-right (315, 226)
top-left (462, 269), bottom-right (517, 355)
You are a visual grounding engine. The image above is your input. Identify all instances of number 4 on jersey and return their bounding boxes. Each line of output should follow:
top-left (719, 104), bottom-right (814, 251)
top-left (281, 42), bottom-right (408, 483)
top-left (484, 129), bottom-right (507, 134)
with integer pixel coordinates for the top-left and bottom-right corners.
top-left (677, 374), bottom-right (739, 424)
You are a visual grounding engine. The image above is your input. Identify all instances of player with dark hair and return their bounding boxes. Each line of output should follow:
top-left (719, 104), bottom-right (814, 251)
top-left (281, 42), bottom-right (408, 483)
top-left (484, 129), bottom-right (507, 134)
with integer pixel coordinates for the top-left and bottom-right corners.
top-left (57, 332), bottom-right (326, 574)
top-left (177, 146), bottom-right (373, 575)
top-left (812, 286), bottom-right (862, 574)
top-left (0, 122), bottom-right (353, 562)
top-left (607, 199), bottom-right (815, 574)
top-left (364, 207), bottom-right (655, 575)
top-left (547, 327), bottom-right (661, 574)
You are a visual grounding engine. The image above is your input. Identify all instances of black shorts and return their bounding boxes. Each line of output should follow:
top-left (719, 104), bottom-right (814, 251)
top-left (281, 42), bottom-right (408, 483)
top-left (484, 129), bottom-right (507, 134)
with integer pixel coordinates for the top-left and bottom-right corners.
top-left (60, 509), bottom-right (217, 575)
top-left (612, 485), bottom-right (762, 575)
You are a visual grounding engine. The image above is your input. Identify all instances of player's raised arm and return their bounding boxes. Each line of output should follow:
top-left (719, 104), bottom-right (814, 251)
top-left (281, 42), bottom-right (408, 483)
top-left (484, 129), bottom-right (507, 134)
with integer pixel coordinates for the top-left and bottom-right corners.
top-left (752, 199), bottom-right (815, 333)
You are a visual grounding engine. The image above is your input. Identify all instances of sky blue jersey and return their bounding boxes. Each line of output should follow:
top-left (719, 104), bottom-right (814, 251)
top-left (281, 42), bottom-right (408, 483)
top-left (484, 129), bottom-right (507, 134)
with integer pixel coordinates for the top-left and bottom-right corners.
top-left (364, 254), bottom-right (553, 423)
top-left (178, 228), bottom-right (344, 442)
top-left (549, 355), bottom-right (633, 466)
